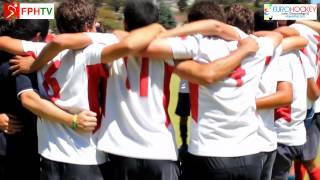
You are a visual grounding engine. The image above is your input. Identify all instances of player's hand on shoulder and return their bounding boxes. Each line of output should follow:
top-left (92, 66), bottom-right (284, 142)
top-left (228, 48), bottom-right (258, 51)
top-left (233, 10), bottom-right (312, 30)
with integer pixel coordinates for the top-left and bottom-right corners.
top-left (75, 110), bottom-right (97, 133)
top-left (9, 55), bottom-right (35, 75)
top-left (0, 113), bottom-right (23, 134)
top-left (238, 36), bottom-right (258, 55)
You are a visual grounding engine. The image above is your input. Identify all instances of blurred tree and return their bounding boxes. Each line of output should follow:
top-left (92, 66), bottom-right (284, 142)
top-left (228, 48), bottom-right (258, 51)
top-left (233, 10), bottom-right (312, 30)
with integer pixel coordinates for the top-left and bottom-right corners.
top-left (177, 0), bottom-right (188, 12)
top-left (106, 0), bottom-right (125, 12)
top-left (159, 0), bottom-right (177, 29)
top-left (97, 6), bottom-right (123, 31)
top-left (255, 0), bottom-right (259, 7)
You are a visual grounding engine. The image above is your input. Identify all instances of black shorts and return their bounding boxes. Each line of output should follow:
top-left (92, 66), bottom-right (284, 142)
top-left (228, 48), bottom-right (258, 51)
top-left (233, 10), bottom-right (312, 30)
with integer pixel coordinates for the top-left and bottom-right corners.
top-left (181, 152), bottom-right (265, 180)
top-left (260, 150), bottom-right (277, 180)
top-left (40, 157), bottom-right (108, 180)
top-left (175, 93), bottom-right (190, 117)
top-left (108, 153), bottom-right (180, 180)
top-left (272, 143), bottom-right (304, 180)
top-left (301, 113), bottom-right (320, 161)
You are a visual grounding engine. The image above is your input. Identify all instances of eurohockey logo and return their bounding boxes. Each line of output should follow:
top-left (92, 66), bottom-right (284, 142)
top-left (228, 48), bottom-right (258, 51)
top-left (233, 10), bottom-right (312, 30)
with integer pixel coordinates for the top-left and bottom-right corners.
top-left (264, 4), bottom-right (317, 20)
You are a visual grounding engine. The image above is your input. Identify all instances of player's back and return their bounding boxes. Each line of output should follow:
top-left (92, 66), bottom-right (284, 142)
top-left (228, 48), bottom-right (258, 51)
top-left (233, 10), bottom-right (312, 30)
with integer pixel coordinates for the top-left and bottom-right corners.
top-left (97, 56), bottom-right (178, 161)
top-left (20, 33), bottom-right (119, 165)
top-left (187, 35), bottom-right (276, 157)
top-left (275, 51), bottom-right (308, 146)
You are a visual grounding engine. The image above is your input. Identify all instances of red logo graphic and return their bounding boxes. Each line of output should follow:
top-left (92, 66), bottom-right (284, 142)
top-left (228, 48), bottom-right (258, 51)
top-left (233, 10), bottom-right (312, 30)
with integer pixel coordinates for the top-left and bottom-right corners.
top-left (3, 3), bottom-right (20, 20)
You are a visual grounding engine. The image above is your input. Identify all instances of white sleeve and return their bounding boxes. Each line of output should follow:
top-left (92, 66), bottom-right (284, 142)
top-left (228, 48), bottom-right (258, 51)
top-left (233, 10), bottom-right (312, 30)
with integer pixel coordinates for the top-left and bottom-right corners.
top-left (273, 44), bottom-right (283, 58)
top-left (167, 35), bottom-right (200, 60)
top-left (277, 55), bottom-right (293, 83)
top-left (21, 40), bottom-right (46, 56)
top-left (300, 51), bottom-right (316, 79)
top-left (83, 44), bottom-right (105, 65)
top-left (86, 32), bottom-right (119, 45)
top-left (232, 26), bottom-right (249, 39)
top-left (256, 37), bottom-right (276, 57)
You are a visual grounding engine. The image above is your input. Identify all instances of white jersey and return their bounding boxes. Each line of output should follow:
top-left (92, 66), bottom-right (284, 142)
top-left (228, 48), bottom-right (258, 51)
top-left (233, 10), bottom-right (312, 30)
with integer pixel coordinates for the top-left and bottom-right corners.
top-left (21, 33), bottom-right (118, 165)
top-left (168, 34), bottom-right (276, 157)
top-left (256, 45), bottom-right (292, 152)
top-left (179, 79), bottom-right (189, 93)
top-left (274, 51), bottom-right (312, 146)
top-left (290, 24), bottom-right (320, 111)
top-left (96, 56), bottom-right (178, 160)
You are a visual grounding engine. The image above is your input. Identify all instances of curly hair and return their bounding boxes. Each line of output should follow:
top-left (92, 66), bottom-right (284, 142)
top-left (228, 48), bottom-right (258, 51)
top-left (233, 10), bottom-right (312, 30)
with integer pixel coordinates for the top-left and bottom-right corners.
top-left (224, 4), bottom-right (254, 34)
top-left (56, 0), bottom-right (96, 33)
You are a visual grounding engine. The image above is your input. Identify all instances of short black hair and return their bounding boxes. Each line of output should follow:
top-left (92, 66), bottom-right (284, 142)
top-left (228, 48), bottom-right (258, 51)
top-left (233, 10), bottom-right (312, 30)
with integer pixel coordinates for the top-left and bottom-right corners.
top-left (254, 9), bottom-right (278, 31)
top-left (123, 0), bottom-right (159, 31)
top-left (12, 19), bottom-right (49, 41)
top-left (56, 0), bottom-right (96, 33)
top-left (188, 1), bottom-right (225, 23)
top-left (277, 0), bottom-right (304, 3)
top-left (0, 19), bottom-right (14, 36)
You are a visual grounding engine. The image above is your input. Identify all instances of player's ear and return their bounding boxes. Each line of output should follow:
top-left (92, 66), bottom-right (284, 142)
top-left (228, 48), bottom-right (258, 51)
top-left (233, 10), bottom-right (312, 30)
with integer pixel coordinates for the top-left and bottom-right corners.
top-left (124, 21), bottom-right (128, 31)
top-left (33, 32), bottom-right (41, 42)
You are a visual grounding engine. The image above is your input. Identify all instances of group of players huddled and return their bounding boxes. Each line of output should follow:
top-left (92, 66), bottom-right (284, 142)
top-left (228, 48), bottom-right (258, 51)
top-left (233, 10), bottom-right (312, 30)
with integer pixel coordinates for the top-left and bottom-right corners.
top-left (0, 0), bottom-right (320, 180)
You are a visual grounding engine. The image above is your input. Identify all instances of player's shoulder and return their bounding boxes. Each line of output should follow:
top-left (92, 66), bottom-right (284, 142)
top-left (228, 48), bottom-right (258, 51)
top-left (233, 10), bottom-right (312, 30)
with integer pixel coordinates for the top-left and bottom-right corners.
top-left (87, 32), bottom-right (119, 45)
top-left (290, 23), bottom-right (318, 35)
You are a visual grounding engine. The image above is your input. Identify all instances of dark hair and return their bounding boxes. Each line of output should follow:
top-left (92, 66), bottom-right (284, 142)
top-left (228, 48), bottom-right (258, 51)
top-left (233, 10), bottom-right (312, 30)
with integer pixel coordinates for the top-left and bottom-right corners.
top-left (224, 4), bottom-right (254, 34)
top-left (123, 0), bottom-right (159, 31)
top-left (277, 0), bottom-right (304, 3)
top-left (254, 9), bottom-right (278, 31)
top-left (12, 19), bottom-right (49, 41)
top-left (56, 0), bottom-right (96, 33)
top-left (0, 19), bottom-right (14, 36)
top-left (188, 1), bottom-right (225, 23)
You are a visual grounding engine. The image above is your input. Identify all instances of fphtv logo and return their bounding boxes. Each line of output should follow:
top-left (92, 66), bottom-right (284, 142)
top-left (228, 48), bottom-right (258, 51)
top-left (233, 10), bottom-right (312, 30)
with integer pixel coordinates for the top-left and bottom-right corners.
top-left (3, 3), bottom-right (54, 20)
top-left (264, 4), bottom-right (317, 20)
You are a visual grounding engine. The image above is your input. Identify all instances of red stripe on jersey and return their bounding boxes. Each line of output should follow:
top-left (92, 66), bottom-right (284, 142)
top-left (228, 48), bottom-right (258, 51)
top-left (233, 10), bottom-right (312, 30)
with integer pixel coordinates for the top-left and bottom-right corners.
top-left (140, 57), bottom-right (149, 97)
top-left (180, 35), bottom-right (187, 40)
top-left (229, 66), bottom-right (245, 87)
top-left (86, 64), bottom-right (109, 132)
top-left (300, 48), bottom-right (307, 56)
top-left (163, 64), bottom-right (173, 127)
top-left (314, 35), bottom-right (320, 65)
top-left (124, 56), bottom-right (131, 89)
top-left (274, 105), bottom-right (292, 122)
top-left (265, 56), bottom-right (272, 66)
top-left (25, 51), bottom-right (37, 59)
top-left (317, 75), bottom-right (320, 88)
top-left (43, 61), bottom-right (61, 102)
top-left (189, 82), bottom-right (199, 122)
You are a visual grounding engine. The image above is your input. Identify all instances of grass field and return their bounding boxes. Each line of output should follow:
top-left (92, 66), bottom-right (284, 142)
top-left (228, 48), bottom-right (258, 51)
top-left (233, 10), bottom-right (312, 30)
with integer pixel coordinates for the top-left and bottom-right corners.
top-left (168, 74), bottom-right (186, 147)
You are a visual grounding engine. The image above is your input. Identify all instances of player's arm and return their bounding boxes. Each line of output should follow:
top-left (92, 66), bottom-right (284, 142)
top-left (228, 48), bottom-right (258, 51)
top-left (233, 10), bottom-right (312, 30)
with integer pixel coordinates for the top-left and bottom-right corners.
top-left (20, 90), bottom-right (97, 133)
top-left (99, 23), bottom-right (165, 64)
top-left (256, 81), bottom-right (293, 109)
top-left (174, 37), bottom-right (258, 85)
top-left (295, 20), bottom-right (320, 33)
top-left (253, 31), bottom-right (283, 48)
top-left (11, 23), bottom-right (164, 74)
top-left (274, 26), bottom-right (300, 37)
top-left (307, 78), bottom-right (320, 101)
top-left (0, 113), bottom-right (23, 134)
top-left (0, 36), bottom-right (25, 55)
top-left (157, 19), bottom-right (240, 40)
top-left (281, 36), bottom-right (308, 54)
top-left (29, 33), bottom-right (93, 73)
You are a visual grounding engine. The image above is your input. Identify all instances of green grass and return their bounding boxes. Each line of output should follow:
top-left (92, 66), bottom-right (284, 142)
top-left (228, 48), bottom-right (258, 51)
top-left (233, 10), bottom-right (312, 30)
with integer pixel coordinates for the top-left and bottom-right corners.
top-left (168, 74), bottom-right (181, 146)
